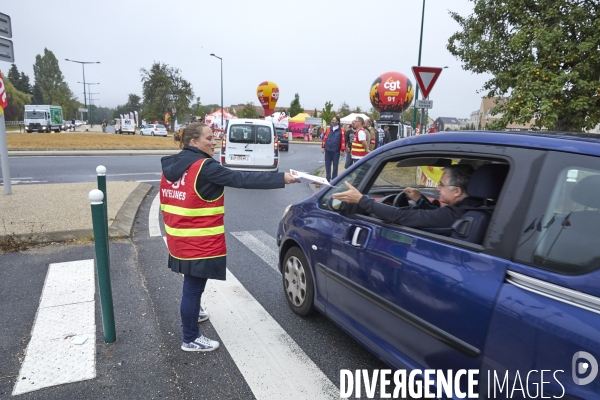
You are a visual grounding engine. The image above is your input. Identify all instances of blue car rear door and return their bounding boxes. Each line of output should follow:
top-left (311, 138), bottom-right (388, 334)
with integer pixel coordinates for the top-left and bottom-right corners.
top-left (481, 151), bottom-right (600, 399)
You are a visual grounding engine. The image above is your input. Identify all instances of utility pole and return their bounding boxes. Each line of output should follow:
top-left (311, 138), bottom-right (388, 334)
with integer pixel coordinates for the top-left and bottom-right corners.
top-left (412, 0), bottom-right (426, 132)
top-left (66, 59), bottom-right (100, 123)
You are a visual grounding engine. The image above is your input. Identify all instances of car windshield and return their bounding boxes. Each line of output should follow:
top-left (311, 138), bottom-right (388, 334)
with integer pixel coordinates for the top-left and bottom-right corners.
top-left (156, 124), bottom-right (166, 128)
top-left (25, 111), bottom-right (44, 119)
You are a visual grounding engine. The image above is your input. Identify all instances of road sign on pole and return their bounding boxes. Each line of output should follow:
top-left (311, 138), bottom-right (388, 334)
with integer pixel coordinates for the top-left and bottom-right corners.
top-left (0, 13), bottom-right (13, 63)
top-left (0, 12), bottom-right (12, 194)
top-left (411, 66), bottom-right (443, 99)
top-left (416, 99), bottom-right (433, 109)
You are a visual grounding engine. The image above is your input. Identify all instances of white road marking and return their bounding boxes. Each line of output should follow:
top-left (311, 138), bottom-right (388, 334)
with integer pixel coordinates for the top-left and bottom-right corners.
top-left (149, 193), bottom-right (162, 237)
top-left (1, 180), bottom-right (49, 185)
top-left (230, 230), bottom-right (279, 272)
top-left (159, 230), bottom-right (338, 399)
top-left (204, 269), bottom-right (339, 400)
top-left (137, 179), bottom-right (161, 182)
top-left (13, 260), bottom-right (96, 395)
top-left (106, 172), bottom-right (162, 176)
top-left (0, 177), bottom-right (33, 181)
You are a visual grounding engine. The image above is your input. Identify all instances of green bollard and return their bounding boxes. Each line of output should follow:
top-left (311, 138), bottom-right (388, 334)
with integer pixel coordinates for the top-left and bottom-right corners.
top-left (96, 166), bottom-right (109, 244)
top-left (89, 189), bottom-right (116, 343)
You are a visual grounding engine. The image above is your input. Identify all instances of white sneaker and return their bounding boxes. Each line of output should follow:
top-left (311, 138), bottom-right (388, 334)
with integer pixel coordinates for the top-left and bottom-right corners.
top-left (198, 306), bottom-right (210, 323)
top-left (181, 335), bottom-right (220, 352)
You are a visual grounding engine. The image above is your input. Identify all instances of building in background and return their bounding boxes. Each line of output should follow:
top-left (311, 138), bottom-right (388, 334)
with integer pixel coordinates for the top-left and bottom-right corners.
top-left (433, 117), bottom-right (461, 131)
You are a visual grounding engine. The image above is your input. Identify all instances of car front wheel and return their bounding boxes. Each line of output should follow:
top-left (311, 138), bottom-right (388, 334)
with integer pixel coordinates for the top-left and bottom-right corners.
top-left (282, 247), bottom-right (315, 317)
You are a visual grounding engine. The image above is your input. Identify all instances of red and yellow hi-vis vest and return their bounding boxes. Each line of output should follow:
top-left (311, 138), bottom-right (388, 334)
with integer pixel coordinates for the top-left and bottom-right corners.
top-left (160, 159), bottom-right (226, 260)
top-left (351, 128), bottom-right (367, 159)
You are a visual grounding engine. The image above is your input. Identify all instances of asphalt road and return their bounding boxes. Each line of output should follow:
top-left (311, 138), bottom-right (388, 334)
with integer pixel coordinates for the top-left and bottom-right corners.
top-left (3, 142), bottom-right (324, 185)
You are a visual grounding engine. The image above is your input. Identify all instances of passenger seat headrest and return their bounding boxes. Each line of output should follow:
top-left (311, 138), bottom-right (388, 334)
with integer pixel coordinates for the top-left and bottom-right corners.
top-left (571, 175), bottom-right (600, 209)
top-left (467, 164), bottom-right (509, 200)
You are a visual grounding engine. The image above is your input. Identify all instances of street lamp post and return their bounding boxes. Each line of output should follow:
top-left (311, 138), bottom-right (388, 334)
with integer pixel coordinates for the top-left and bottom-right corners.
top-left (210, 53), bottom-right (223, 129)
top-left (79, 82), bottom-right (99, 125)
top-left (65, 59), bottom-right (100, 122)
top-left (412, 0), bottom-right (426, 132)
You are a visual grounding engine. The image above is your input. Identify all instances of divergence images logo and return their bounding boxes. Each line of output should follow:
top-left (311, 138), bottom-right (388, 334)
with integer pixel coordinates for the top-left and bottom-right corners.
top-left (572, 351), bottom-right (598, 386)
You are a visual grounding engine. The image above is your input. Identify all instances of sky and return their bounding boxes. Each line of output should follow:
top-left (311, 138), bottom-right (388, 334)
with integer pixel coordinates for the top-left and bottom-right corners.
top-left (4, 0), bottom-right (490, 119)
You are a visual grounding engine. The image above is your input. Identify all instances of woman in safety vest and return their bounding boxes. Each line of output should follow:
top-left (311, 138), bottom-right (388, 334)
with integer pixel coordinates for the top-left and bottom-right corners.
top-left (160, 123), bottom-right (298, 352)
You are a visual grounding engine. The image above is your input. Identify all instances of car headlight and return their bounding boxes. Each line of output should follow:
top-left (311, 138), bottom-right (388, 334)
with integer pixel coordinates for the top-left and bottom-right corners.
top-left (281, 204), bottom-right (291, 220)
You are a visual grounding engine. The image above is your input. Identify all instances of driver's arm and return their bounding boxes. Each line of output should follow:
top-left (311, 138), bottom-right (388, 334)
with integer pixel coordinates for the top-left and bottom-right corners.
top-left (332, 182), bottom-right (450, 227)
top-left (404, 187), bottom-right (440, 210)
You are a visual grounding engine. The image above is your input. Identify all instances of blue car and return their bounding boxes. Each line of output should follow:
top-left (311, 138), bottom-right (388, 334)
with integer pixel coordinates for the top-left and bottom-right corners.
top-left (277, 131), bottom-right (600, 398)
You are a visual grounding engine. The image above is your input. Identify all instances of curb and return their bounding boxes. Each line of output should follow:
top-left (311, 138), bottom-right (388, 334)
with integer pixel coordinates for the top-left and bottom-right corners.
top-left (0, 183), bottom-right (152, 246)
top-left (109, 183), bottom-right (153, 237)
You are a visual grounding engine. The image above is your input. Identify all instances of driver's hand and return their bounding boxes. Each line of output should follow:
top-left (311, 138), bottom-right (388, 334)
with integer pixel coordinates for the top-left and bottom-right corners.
top-left (332, 181), bottom-right (363, 204)
top-left (403, 187), bottom-right (422, 202)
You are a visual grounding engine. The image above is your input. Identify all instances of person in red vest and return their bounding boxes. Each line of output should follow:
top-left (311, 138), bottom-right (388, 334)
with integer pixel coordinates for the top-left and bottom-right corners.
top-left (350, 116), bottom-right (370, 163)
top-left (321, 116), bottom-right (346, 181)
top-left (160, 123), bottom-right (298, 352)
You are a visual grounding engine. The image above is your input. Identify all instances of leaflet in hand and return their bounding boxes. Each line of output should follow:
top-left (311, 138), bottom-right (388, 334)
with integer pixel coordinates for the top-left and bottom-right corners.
top-left (290, 169), bottom-right (332, 186)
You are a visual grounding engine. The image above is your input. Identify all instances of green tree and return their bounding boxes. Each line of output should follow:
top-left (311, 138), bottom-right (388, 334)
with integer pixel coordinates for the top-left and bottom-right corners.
top-left (114, 94), bottom-right (142, 120)
top-left (368, 107), bottom-right (380, 121)
top-left (288, 93), bottom-right (304, 118)
top-left (447, 0), bottom-right (600, 132)
top-left (237, 102), bottom-right (259, 118)
top-left (18, 72), bottom-right (32, 95)
top-left (140, 62), bottom-right (194, 130)
top-left (320, 101), bottom-right (335, 125)
top-left (31, 83), bottom-right (43, 104)
top-left (8, 64), bottom-right (20, 85)
top-left (338, 102), bottom-right (351, 117)
top-left (191, 97), bottom-right (203, 118)
top-left (353, 106), bottom-right (363, 114)
top-left (2, 74), bottom-right (32, 121)
top-left (32, 48), bottom-right (76, 109)
top-left (402, 107), bottom-right (423, 124)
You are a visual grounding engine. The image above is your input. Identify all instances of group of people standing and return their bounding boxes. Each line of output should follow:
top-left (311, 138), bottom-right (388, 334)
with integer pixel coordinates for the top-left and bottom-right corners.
top-left (321, 116), bottom-right (391, 182)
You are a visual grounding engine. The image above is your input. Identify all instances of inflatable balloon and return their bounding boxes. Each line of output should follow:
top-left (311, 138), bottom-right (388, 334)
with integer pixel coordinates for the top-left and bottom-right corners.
top-left (369, 72), bottom-right (414, 113)
top-left (256, 81), bottom-right (279, 117)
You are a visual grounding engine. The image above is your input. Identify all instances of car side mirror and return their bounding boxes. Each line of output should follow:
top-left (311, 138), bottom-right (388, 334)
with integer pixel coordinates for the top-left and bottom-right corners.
top-left (327, 196), bottom-right (343, 211)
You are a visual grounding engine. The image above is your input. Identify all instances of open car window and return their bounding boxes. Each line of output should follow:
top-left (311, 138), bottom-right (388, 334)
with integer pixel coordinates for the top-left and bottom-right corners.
top-left (321, 154), bottom-right (511, 244)
top-left (319, 160), bottom-right (375, 210)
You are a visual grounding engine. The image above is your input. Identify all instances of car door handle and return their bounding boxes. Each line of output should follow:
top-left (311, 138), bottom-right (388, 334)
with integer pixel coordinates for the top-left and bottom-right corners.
top-left (351, 227), bottom-right (363, 247)
top-left (245, 149), bottom-right (253, 151)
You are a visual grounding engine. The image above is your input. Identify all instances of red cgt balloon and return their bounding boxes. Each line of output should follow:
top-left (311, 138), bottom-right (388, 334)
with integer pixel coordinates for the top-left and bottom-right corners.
top-left (369, 72), bottom-right (414, 113)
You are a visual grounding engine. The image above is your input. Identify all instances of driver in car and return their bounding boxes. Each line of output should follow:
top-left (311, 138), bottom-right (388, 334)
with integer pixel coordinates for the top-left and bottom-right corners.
top-left (332, 165), bottom-right (481, 229)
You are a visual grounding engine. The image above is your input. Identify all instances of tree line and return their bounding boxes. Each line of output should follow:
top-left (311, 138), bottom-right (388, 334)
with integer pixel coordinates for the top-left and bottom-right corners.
top-left (5, 0), bottom-right (598, 135)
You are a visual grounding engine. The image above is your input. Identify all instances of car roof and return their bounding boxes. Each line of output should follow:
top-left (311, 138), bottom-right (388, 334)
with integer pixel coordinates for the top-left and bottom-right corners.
top-left (392, 131), bottom-right (600, 157)
top-left (229, 118), bottom-right (273, 126)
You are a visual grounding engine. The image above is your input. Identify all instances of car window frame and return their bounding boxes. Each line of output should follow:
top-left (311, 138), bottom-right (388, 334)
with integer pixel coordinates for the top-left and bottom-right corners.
top-left (321, 143), bottom-right (544, 256)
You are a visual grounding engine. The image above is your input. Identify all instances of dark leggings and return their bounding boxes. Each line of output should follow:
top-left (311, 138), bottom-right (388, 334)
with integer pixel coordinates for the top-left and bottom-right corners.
top-left (181, 274), bottom-right (208, 343)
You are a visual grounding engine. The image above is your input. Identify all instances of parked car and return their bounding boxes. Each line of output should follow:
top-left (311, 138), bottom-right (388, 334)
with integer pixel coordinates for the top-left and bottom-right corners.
top-left (140, 124), bottom-right (168, 137)
top-left (276, 127), bottom-right (289, 151)
top-left (277, 131), bottom-right (600, 398)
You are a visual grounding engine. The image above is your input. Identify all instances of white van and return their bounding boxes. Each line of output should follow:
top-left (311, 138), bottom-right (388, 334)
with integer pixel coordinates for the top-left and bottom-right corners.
top-left (220, 119), bottom-right (279, 172)
top-left (114, 118), bottom-right (136, 135)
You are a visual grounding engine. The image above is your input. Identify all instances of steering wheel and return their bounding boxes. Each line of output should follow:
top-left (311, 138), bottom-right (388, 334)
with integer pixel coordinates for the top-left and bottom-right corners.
top-left (392, 192), bottom-right (410, 208)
